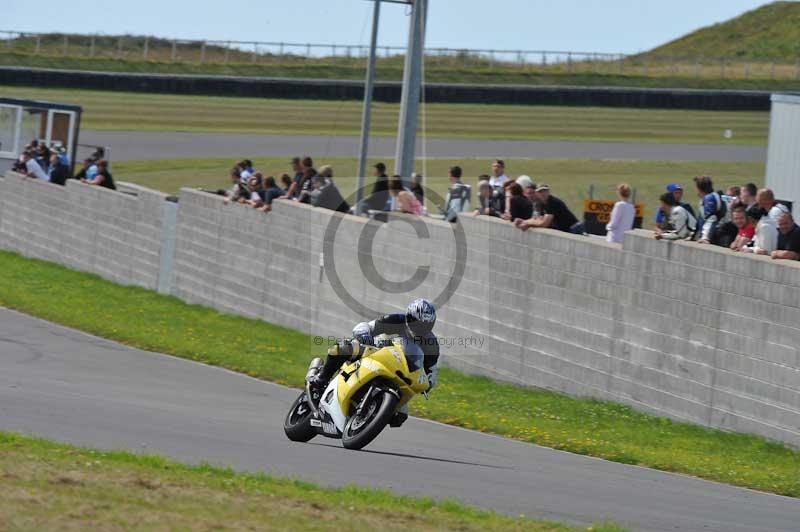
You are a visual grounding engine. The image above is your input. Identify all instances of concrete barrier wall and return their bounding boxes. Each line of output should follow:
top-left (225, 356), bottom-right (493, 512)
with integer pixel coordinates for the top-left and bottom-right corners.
top-left (1, 173), bottom-right (798, 446)
top-left (0, 172), bottom-right (168, 291)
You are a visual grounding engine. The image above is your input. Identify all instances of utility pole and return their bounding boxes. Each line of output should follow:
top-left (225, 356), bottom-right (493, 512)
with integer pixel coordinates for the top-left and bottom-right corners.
top-left (355, 0), bottom-right (382, 215)
top-left (393, 0), bottom-right (428, 179)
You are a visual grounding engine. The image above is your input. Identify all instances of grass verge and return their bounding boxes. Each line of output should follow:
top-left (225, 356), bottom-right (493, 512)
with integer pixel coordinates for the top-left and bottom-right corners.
top-left (0, 249), bottom-right (797, 497)
top-left (113, 156), bottom-right (766, 222)
top-left (0, 431), bottom-right (620, 531)
top-left (0, 84), bottom-right (769, 145)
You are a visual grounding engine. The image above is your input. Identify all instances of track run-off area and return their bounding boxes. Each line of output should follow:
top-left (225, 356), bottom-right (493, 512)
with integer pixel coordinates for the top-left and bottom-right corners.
top-left (2, 307), bottom-right (799, 532)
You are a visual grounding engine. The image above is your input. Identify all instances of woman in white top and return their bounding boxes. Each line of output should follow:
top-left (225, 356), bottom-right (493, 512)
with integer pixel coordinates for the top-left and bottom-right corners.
top-left (606, 183), bottom-right (636, 243)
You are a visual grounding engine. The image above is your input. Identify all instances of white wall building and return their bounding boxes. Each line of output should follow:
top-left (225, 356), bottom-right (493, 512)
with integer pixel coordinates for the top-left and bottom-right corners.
top-left (765, 93), bottom-right (800, 210)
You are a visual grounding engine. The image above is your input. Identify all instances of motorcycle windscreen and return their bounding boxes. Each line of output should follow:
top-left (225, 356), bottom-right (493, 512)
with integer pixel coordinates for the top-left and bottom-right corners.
top-left (395, 337), bottom-right (425, 372)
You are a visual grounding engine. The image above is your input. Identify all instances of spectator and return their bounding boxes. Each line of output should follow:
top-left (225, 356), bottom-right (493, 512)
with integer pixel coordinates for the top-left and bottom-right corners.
top-left (506, 182), bottom-right (533, 221)
top-left (740, 182), bottom-right (758, 208)
top-left (443, 166), bottom-right (471, 222)
top-left (262, 176), bottom-right (285, 211)
top-left (47, 152), bottom-right (70, 186)
top-left (473, 179), bottom-right (503, 217)
top-left (515, 184), bottom-right (583, 234)
top-left (726, 185), bottom-right (742, 208)
top-left (489, 159), bottom-right (508, 188)
top-left (388, 178), bottom-right (423, 215)
top-left (729, 205), bottom-right (755, 252)
top-left (654, 192), bottom-right (696, 240)
top-left (756, 188), bottom-right (790, 223)
top-left (245, 174), bottom-right (266, 208)
top-left (606, 183), bottom-right (635, 244)
top-left (224, 167), bottom-right (247, 203)
top-left (410, 172), bottom-right (425, 204)
top-left (74, 158), bottom-right (99, 183)
top-left (772, 213), bottom-right (800, 261)
top-left (515, 174), bottom-right (534, 190)
top-left (363, 162), bottom-right (390, 212)
top-left (284, 156), bottom-right (314, 199)
top-left (82, 159), bottom-right (116, 190)
top-left (694, 176), bottom-right (733, 245)
top-left (20, 151), bottom-right (48, 181)
top-left (297, 166), bottom-right (318, 204)
top-left (238, 159), bottom-right (254, 181)
top-left (655, 183), bottom-right (696, 229)
top-left (310, 167), bottom-right (350, 213)
top-left (279, 173), bottom-right (293, 192)
top-left (741, 205), bottom-right (777, 255)
top-left (36, 144), bottom-right (51, 172)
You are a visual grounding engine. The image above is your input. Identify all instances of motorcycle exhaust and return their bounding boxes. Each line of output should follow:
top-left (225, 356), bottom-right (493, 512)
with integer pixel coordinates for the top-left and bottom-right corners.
top-left (305, 358), bottom-right (324, 418)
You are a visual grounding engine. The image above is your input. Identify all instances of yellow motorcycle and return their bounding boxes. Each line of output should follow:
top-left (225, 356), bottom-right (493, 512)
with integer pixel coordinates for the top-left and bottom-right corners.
top-left (284, 337), bottom-right (430, 450)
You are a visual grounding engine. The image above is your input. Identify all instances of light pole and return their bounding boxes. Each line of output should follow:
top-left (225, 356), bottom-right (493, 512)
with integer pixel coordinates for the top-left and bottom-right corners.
top-left (356, 0), bottom-right (427, 213)
top-left (355, 0), bottom-right (382, 215)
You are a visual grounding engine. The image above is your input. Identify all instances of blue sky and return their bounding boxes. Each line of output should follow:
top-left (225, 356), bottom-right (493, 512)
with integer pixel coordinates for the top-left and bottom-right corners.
top-left (5, 0), bottom-right (771, 54)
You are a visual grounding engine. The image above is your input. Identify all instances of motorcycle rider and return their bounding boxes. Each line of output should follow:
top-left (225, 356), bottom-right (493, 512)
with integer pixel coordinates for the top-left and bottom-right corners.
top-left (308, 298), bottom-right (440, 427)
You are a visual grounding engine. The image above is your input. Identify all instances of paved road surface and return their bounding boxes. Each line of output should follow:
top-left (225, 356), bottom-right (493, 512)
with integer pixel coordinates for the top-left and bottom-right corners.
top-left (1, 307), bottom-right (797, 532)
top-left (80, 130), bottom-right (767, 163)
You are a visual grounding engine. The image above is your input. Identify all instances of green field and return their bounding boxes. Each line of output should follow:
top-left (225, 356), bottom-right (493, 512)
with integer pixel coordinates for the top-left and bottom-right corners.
top-left (0, 85), bottom-right (769, 144)
top-left (1, 432), bottom-right (619, 531)
top-left (114, 156), bottom-right (766, 222)
top-left (0, 249), bottom-right (798, 498)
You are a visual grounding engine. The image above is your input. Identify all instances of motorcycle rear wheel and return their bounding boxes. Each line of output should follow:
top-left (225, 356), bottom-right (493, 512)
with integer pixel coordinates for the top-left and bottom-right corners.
top-left (284, 392), bottom-right (317, 442)
top-left (342, 389), bottom-right (398, 450)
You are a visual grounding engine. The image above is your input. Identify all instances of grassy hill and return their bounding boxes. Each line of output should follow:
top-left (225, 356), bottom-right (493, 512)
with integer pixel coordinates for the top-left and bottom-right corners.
top-left (641, 1), bottom-right (800, 60)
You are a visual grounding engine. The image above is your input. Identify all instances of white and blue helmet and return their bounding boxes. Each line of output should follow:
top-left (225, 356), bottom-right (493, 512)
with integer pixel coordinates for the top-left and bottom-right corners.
top-left (405, 298), bottom-right (436, 337)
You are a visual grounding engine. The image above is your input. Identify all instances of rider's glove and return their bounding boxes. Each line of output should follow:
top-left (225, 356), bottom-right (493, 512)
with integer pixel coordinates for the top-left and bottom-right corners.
top-left (426, 366), bottom-right (438, 391)
top-left (327, 339), bottom-right (362, 359)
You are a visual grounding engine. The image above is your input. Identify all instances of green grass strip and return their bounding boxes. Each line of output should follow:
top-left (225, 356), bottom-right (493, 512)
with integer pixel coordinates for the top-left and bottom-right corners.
top-left (0, 249), bottom-right (797, 497)
top-left (0, 431), bottom-right (622, 531)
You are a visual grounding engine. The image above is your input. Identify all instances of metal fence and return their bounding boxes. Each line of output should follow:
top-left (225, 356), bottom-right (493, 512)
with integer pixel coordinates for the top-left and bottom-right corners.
top-left (2, 30), bottom-right (800, 80)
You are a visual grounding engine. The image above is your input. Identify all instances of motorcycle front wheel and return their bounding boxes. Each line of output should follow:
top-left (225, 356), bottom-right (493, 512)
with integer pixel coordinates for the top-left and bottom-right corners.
top-left (341, 388), bottom-right (398, 450)
top-left (284, 392), bottom-right (317, 442)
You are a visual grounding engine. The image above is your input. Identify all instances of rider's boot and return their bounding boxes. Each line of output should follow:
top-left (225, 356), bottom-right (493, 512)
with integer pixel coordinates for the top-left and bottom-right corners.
top-left (308, 355), bottom-right (342, 396)
top-left (389, 404), bottom-right (409, 428)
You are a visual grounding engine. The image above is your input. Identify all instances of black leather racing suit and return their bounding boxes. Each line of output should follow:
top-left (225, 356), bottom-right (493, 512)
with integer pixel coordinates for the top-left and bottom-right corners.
top-left (315, 313), bottom-right (440, 385)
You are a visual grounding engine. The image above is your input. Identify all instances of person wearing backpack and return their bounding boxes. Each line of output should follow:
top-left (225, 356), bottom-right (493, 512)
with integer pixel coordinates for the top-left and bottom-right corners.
top-left (693, 176), bottom-right (734, 245)
top-left (655, 192), bottom-right (696, 240)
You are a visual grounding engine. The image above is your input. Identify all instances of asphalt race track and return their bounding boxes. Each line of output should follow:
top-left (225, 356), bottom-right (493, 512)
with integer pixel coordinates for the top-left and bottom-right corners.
top-left (80, 130), bottom-right (767, 163)
top-left (1, 307), bottom-right (798, 532)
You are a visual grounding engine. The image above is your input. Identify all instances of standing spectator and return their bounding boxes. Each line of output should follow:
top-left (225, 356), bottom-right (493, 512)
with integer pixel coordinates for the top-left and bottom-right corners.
top-left (756, 188), bottom-right (790, 224)
top-left (506, 182), bottom-right (533, 221)
top-left (284, 156), bottom-right (314, 199)
top-left (515, 184), bottom-right (583, 234)
top-left (245, 175), bottom-right (265, 208)
top-left (654, 192), bottom-right (696, 240)
top-left (740, 183), bottom-right (758, 209)
top-left (297, 166), bottom-right (318, 204)
top-left (606, 183), bottom-right (635, 244)
top-left (20, 151), bottom-right (49, 181)
top-left (310, 170), bottom-right (350, 213)
top-left (36, 144), bottom-right (51, 172)
top-left (729, 205), bottom-right (755, 251)
top-left (47, 152), bottom-right (70, 186)
top-left (388, 179), bottom-right (424, 215)
top-left (489, 159), bottom-right (508, 188)
top-left (694, 176), bottom-right (732, 245)
top-left (74, 158), bottom-right (99, 183)
top-left (262, 176), bottom-right (285, 211)
top-left (238, 159), bottom-right (254, 181)
top-left (410, 173), bottom-right (425, 205)
top-left (741, 205), bottom-right (778, 255)
top-left (363, 162), bottom-right (390, 212)
top-left (443, 166), bottom-right (471, 222)
top-left (726, 186), bottom-right (742, 207)
top-left (772, 213), bottom-right (800, 261)
top-left (280, 173), bottom-right (293, 192)
top-left (224, 167), bottom-right (247, 204)
top-left (655, 183), bottom-right (696, 229)
top-left (82, 159), bottom-right (116, 190)
top-left (474, 179), bottom-right (504, 217)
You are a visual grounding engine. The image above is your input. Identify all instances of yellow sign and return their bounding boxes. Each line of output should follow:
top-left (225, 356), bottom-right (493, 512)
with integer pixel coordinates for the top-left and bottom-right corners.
top-left (584, 200), bottom-right (644, 224)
